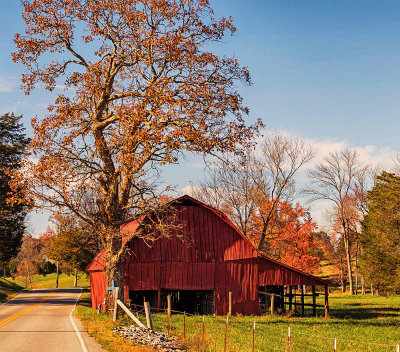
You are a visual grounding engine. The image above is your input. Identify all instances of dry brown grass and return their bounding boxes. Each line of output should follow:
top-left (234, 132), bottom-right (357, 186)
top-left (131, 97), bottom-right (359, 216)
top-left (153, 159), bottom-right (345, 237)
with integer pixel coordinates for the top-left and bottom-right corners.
top-left (75, 292), bottom-right (154, 352)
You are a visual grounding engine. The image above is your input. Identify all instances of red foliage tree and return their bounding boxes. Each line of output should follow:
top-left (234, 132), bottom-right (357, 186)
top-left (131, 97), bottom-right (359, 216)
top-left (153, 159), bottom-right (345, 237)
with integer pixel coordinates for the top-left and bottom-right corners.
top-left (250, 200), bottom-right (320, 273)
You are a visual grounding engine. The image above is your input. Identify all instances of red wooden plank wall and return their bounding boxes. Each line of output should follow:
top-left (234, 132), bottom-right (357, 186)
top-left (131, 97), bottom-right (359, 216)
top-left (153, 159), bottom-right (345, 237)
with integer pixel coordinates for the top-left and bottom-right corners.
top-left (257, 258), bottom-right (323, 286)
top-left (89, 271), bottom-right (106, 309)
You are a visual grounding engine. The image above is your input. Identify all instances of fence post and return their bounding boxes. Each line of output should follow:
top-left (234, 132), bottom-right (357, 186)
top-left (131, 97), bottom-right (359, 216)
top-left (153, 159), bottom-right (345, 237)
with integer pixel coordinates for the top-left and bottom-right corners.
top-left (287, 327), bottom-right (291, 352)
top-left (252, 321), bottom-right (255, 352)
top-left (224, 316), bottom-right (229, 352)
top-left (228, 292), bottom-right (232, 316)
top-left (144, 301), bottom-right (153, 330)
top-left (167, 295), bottom-right (171, 316)
top-left (113, 287), bottom-right (119, 322)
top-left (183, 311), bottom-right (186, 339)
top-left (270, 294), bottom-right (275, 315)
top-left (334, 338), bottom-right (337, 352)
top-left (396, 344), bottom-right (399, 352)
top-left (202, 315), bottom-right (205, 339)
top-left (167, 295), bottom-right (171, 335)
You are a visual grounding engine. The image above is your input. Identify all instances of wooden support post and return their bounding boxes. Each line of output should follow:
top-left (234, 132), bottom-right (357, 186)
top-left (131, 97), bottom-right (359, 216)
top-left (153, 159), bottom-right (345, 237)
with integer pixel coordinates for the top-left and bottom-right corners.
top-left (300, 285), bottom-right (305, 316)
top-left (167, 295), bottom-right (171, 316)
top-left (157, 289), bottom-right (161, 310)
top-left (312, 286), bottom-right (317, 317)
top-left (324, 285), bottom-right (329, 318)
top-left (289, 286), bottom-right (293, 312)
top-left (116, 299), bottom-right (146, 328)
top-left (144, 301), bottom-right (153, 330)
top-left (228, 292), bottom-right (232, 316)
top-left (270, 294), bottom-right (275, 315)
top-left (167, 294), bottom-right (171, 335)
top-left (113, 287), bottom-right (119, 322)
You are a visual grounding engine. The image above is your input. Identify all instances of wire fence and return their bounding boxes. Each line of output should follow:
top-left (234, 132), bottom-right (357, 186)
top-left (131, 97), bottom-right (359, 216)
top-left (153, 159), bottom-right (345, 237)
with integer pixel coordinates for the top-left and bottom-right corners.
top-left (118, 303), bottom-right (400, 352)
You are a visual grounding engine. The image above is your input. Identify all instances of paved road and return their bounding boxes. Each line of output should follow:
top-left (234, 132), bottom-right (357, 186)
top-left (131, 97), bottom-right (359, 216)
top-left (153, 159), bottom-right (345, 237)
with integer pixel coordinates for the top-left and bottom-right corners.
top-left (0, 288), bottom-right (104, 352)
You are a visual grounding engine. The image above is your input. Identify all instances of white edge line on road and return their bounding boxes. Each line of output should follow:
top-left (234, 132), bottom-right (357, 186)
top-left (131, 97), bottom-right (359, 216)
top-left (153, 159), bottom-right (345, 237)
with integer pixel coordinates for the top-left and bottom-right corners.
top-left (70, 288), bottom-right (89, 352)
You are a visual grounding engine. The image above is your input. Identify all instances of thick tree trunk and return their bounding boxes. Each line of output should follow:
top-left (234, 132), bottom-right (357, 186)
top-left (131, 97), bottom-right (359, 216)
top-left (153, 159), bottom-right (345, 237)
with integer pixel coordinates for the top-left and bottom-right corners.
top-left (73, 269), bottom-right (78, 287)
top-left (342, 222), bottom-right (354, 295)
top-left (355, 236), bottom-right (359, 295)
top-left (361, 275), bottom-right (366, 295)
top-left (345, 242), bottom-right (354, 294)
top-left (103, 231), bottom-right (125, 310)
top-left (340, 257), bottom-right (346, 292)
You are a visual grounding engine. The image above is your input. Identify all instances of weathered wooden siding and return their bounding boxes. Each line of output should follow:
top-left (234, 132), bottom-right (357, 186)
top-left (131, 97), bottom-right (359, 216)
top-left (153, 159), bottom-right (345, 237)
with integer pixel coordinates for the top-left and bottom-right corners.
top-left (89, 270), bottom-right (106, 309)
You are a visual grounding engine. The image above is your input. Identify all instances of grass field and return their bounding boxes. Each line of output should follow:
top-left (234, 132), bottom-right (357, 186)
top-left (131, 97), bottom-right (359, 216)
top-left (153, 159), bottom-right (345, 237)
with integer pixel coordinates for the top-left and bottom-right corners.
top-left (12, 272), bottom-right (90, 289)
top-left (76, 292), bottom-right (400, 352)
top-left (0, 272), bottom-right (90, 303)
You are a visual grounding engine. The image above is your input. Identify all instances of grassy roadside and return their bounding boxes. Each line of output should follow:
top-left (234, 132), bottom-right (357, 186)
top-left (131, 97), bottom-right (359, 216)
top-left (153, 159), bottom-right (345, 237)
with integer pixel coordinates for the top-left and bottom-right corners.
top-left (0, 278), bottom-right (25, 303)
top-left (75, 291), bottom-right (153, 352)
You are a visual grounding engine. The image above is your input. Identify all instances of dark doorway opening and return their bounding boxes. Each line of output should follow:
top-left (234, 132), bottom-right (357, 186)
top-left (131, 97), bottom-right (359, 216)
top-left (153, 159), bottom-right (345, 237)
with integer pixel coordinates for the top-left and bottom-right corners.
top-left (129, 290), bottom-right (158, 308)
top-left (258, 285), bottom-right (284, 314)
top-left (162, 290), bottom-right (215, 315)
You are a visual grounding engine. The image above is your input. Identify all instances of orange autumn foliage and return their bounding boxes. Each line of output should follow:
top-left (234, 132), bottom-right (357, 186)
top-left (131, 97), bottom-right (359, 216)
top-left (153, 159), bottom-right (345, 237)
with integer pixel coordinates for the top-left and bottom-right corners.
top-left (12, 0), bottom-right (261, 292)
top-left (249, 200), bottom-right (320, 273)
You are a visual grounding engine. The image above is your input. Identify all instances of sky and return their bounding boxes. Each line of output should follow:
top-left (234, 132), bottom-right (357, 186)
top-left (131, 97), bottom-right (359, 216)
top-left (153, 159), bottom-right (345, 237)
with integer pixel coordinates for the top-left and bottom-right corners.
top-left (1, 1), bottom-right (400, 234)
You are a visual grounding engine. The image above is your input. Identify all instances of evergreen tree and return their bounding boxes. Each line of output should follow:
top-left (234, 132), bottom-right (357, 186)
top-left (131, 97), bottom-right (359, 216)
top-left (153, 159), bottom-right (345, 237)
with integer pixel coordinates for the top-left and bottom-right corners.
top-left (360, 172), bottom-right (400, 294)
top-left (0, 113), bottom-right (29, 264)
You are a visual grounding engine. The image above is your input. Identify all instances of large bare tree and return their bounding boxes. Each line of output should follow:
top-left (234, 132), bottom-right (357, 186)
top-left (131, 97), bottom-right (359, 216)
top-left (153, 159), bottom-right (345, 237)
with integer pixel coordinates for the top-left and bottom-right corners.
top-left (305, 149), bottom-right (368, 295)
top-left (190, 132), bottom-right (315, 250)
top-left (11, 0), bottom-right (260, 296)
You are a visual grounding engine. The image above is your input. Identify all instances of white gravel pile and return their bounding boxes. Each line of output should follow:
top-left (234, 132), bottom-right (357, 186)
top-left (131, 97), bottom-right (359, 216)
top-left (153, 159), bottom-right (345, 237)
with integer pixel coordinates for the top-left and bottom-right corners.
top-left (113, 325), bottom-right (187, 352)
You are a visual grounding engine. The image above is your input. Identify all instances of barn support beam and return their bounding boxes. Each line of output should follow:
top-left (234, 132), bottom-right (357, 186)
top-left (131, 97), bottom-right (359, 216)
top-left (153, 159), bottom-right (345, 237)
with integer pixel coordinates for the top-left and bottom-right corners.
top-left (289, 286), bottom-right (293, 312)
top-left (300, 285), bottom-right (305, 316)
top-left (324, 285), bottom-right (329, 318)
top-left (312, 285), bottom-right (317, 317)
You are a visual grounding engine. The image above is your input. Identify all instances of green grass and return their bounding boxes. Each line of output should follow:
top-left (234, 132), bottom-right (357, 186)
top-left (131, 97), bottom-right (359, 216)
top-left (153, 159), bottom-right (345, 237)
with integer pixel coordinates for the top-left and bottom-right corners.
top-left (12, 272), bottom-right (90, 289)
top-left (74, 292), bottom-right (400, 352)
top-left (125, 294), bottom-right (400, 352)
top-left (0, 273), bottom-right (90, 303)
top-left (0, 278), bottom-right (25, 303)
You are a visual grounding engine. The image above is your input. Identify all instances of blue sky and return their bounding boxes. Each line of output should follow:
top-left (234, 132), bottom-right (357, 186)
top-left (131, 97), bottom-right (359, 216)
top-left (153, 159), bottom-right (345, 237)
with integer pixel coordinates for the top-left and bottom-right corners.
top-left (1, 1), bottom-right (400, 233)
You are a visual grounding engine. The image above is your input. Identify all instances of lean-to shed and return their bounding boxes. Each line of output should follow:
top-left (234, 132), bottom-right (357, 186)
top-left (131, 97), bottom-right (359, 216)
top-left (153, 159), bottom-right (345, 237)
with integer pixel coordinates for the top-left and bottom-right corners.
top-left (87, 195), bottom-right (331, 316)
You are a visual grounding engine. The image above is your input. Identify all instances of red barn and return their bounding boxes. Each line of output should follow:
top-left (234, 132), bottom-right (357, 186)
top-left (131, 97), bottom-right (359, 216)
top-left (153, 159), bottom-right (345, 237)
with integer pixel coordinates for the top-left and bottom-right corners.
top-left (87, 195), bottom-right (331, 316)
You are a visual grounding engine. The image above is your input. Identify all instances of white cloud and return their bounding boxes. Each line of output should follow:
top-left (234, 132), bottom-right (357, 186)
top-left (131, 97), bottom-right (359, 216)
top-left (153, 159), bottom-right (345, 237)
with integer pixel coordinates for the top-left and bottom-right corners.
top-left (0, 100), bottom-right (24, 115)
top-left (0, 76), bottom-right (17, 92)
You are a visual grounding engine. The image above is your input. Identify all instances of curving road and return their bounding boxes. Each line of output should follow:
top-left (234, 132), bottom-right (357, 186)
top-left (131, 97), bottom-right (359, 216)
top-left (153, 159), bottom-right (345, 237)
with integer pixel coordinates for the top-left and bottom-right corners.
top-left (0, 288), bottom-right (105, 352)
